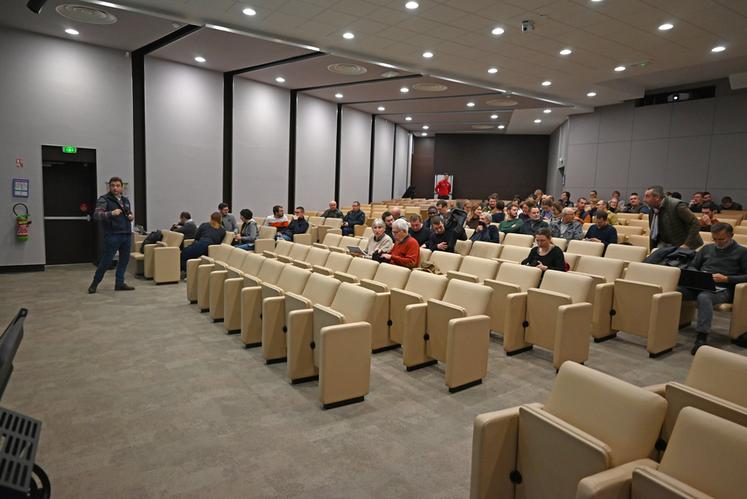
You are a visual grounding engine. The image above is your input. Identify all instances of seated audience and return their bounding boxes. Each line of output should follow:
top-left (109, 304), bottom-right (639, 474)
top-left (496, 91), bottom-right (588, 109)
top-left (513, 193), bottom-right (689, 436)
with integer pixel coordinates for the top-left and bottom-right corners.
top-left (521, 227), bottom-right (566, 272)
top-left (408, 214), bottom-right (431, 246)
top-left (390, 206), bottom-right (404, 220)
top-left (720, 196), bottom-right (742, 211)
top-left (588, 190), bottom-right (599, 205)
top-left (550, 201), bottom-right (563, 223)
top-left (437, 200), bottom-right (467, 241)
top-left (264, 205), bottom-right (290, 233)
top-left (678, 223), bottom-right (747, 354)
top-left (487, 194), bottom-right (499, 215)
top-left (689, 192), bottom-right (703, 213)
top-left (595, 200), bottom-right (618, 225)
top-left (671, 191), bottom-right (682, 199)
top-left (234, 209), bottom-right (258, 249)
top-left (498, 203), bottom-right (524, 233)
top-left (470, 212), bottom-right (500, 243)
top-left (379, 219), bottom-right (419, 268)
top-left (611, 190), bottom-right (622, 201)
top-left (540, 199), bottom-right (554, 221)
top-left (699, 202), bottom-right (720, 232)
top-left (426, 216), bottom-right (458, 253)
top-left (381, 211), bottom-right (394, 239)
top-left (702, 192), bottom-right (718, 212)
top-left (518, 200), bottom-right (533, 221)
top-left (341, 201), bottom-right (365, 235)
top-left (280, 206), bottom-right (309, 241)
top-left (180, 212), bottom-right (226, 270)
top-left (608, 197), bottom-right (620, 213)
top-left (585, 210), bottom-right (618, 247)
top-left (551, 207), bottom-right (584, 241)
top-left (365, 219), bottom-right (393, 256)
top-left (490, 200), bottom-right (506, 223)
top-left (423, 206), bottom-right (438, 230)
top-left (171, 211), bottom-right (197, 240)
top-left (622, 192), bottom-right (650, 214)
top-left (560, 191), bottom-right (574, 208)
top-left (218, 202), bottom-right (238, 232)
top-left (465, 205), bottom-right (482, 230)
top-left (321, 200), bottom-right (343, 219)
top-left (519, 206), bottom-right (549, 236)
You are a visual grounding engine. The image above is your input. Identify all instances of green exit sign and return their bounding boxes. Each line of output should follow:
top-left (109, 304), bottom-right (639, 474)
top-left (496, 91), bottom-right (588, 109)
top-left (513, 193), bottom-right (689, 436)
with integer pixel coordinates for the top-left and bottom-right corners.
top-left (62, 145), bottom-right (77, 154)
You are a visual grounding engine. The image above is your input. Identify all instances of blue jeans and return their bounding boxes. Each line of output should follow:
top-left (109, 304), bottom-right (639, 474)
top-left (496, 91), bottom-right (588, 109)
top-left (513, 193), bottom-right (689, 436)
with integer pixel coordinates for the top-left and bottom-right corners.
top-left (678, 286), bottom-right (732, 334)
top-left (181, 240), bottom-right (210, 270)
top-left (93, 233), bottom-right (131, 285)
top-left (235, 243), bottom-right (254, 250)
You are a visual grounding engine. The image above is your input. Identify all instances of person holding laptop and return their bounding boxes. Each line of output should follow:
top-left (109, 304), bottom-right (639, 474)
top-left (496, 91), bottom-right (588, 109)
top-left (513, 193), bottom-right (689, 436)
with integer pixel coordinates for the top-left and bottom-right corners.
top-left (678, 223), bottom-right (747, 354)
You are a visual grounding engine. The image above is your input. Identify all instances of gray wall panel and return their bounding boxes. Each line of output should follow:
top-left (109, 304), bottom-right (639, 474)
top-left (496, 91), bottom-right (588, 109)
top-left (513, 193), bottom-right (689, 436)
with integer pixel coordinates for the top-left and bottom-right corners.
top-left (393, 126), bottom-right (410, 198)
top-left (598, 103), bottom-right (634, 143)
top-left (632, 104), bottom-right (672, 140)
top-left (669, 99), bottom-right (715, 138)
top-left (707, 133), bottom-right (747, 187)
top-left (664, 135), bottom-right (710, 188)
top-left (595, 141), bottom-right (631, 188)
top-left (568, 113), bottom-right (599, 145)
top-left (339, 107), bottom-right (371, 206)
top-left (565, 143), bottom-right (597, 187)
top-left (628, 139), bottom-right (668, 187)
top-left (713, 94), bottom-right (747, 134)
top-left (295, 95), bottom-right (336, 211)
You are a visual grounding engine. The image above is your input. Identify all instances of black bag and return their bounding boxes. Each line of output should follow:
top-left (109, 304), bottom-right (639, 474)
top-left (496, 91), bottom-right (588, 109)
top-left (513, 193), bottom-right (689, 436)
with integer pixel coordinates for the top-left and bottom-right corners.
top-left (643, 245), bottom-right (696, 269)
top-left (140, 230), bottom-right (163, 253)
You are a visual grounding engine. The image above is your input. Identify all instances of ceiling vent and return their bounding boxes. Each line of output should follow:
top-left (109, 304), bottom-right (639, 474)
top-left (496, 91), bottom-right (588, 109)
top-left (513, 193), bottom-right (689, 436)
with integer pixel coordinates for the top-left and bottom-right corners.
top-left (327, 63), bottom-right (368, 76)
top-left (56, 4), bottom-right (117, 24)
top-left (486, 98), bottom-right (518, 107)
top-left (412, 82), bottom-right (448, 92)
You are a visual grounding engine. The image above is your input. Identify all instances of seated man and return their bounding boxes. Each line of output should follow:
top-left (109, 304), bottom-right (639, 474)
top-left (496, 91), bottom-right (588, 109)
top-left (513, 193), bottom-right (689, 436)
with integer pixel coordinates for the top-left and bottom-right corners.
top-left (341, 201), bottom-right (365, 236)
top-left (699, 202), bottom-right (720, 232)
top-left (280, 206), bottom-right (309, 241)
top-left (171, 211), bottom-right (197, 240)
top-left (264, 205), bottom-right (290, 237)
top-left (234, 209), bottom-right (258, 249)
top-left (560, 191), bottom-right (574, 208)
top-left (490, 200), bottom-right (506, 223)
top-left (702, 192), bottom-right (719, 212)
top-left (408, 213), bottom-right (431, 247)
top-left (218, 202), bottom-right (238, 232)
top-left (689, 192), bottom-right (704, 213)
top-left (426, 216), bottom-right (458, 253)
top-left (365, 218), bottom-right (393, 257)
top-left (470, 212), bottom-right (500, 243)
top-left (381, 211), bottom-right (394, 240)
top-left (622, 192), bottom-right (650, 214)
top-left (575, 197), bottom-right (593, 222)
top-left (595, 200), bottom-right (617, 225)
top-left (180, 212), bottom-right (226, 271)
top-left (720, 196), bottom-right (743, 211)
top-left (679, 223), bottom-right (747, 354)
top-left (390, 206), bottom-right (404, 221)
top-left (422, 206), bottom-right (438, 230)
top-left (551, 207), bottom-right (584, 241)
top-left (380, 218), bottom-right (419, 268)
top-left (584, 210), bottom-right (618, 247)
top-left (519, 206), bottom-right (549, 236)
top-left (498, 203), bottom-right (524, 233)
top-left (321, 200), bottom-right (343, 219)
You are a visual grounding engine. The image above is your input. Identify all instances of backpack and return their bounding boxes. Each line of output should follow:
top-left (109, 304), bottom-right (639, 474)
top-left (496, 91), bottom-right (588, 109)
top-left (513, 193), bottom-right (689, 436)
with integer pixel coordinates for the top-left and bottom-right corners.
top-left (140, 230), bottom-right (163, 252)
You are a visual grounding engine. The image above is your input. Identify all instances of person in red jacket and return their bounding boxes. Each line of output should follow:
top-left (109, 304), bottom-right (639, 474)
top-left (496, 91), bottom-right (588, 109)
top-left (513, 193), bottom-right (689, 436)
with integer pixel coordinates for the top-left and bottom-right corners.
top-left (435, 174), bottom-right (451, 200)
top-left (380, 219), bottom-right (420, 268)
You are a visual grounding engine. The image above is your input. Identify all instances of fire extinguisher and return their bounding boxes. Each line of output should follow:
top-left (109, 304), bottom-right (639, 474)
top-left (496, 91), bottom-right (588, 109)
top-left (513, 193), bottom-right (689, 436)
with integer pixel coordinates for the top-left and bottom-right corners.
top-left (13, 203), bottom-right (31, 241)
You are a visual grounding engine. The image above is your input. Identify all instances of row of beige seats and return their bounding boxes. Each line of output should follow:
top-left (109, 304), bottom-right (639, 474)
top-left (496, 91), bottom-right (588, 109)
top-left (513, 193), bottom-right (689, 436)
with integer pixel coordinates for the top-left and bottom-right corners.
top-left (471, 346), bottom-right (747, 499)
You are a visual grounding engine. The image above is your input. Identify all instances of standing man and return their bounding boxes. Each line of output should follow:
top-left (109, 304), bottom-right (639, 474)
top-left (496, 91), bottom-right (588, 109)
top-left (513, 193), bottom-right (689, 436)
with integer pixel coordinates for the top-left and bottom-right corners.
top-left (218, 202), bottom-right (238, 232)
top-left (435, 174), bottom-right (451, 200)
top-left (645, 185), bottom-right (703, 250)
top-left (89, 177), bottom-right (134, 293)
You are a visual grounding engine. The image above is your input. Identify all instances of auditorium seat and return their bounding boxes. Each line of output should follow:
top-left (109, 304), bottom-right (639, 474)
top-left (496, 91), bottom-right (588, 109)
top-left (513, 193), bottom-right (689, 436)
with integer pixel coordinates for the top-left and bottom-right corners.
top-left (402, 279), bottom-right (492, 392)
top-left (240, 258), bottom-right (286, 347)
top-left (286, 282), bottom-right (376, 408)
top-left (185, 243), bottom-right (231, 303)
top-left (604, 243), bottom-right (647, 264)
top-left (428, 251), bottom-right (463, 274)
top-left (469, 241), bottom-right (502, 259)
top-left (223, 252), bottom-right (266, 333)
top-left (254, 226), bottom-right (277, 253)
top-left (470, 362), bottom-right (667, 499)
top-left (312, 251), bottom-right (352, 276)
top-left (485, 262), bottom-right (543, 340)
top-left (614, 225), bottom-right (644, 238)
top-left (447, 255), bottom-right (499, 283)
top-left (207, 247), bottom-right (250, 320)
top-left (357, 264), bottom-right (411, 351)
top-left (390, 271), bottom-right (449, 353)
top-left (455, 239), bottom-right (473, 256)
top-left (503, 233), bottom-right (534, 248)
top-left (129, 229), bottom-right (184, 282)
top-left (293, 246), bottom-right (329, 270)
top-left (567, 240), bottom-right (605, 257)
top-left (333, 257), bottom-right (378, 283)
top-left (551, 237), bottom-right (568, 251)
top-left (610, 262), bottom-right (682, 357)
top-left (277, 242), bottom-right (310, 264)
top-left (495, 245), bottom-right (531, 265)
top-left (314, 233), bottom-right (343, 250)
top-left (626, 234), bottom-right (651, 253)
top-left (616, 213), bottom-right (642, 223)
top-left (503, 270), bottom-right (594, 368)
top-left (191, 244), bottom-right (236, 311)
top-left (626, 219), bottom-right (649, 233)
top-left (419, 248), bottom-right (432, 266)
top-left (572, 256), bottom-right (626, 340)
top-left (263, 239), bottom-right (294, 259)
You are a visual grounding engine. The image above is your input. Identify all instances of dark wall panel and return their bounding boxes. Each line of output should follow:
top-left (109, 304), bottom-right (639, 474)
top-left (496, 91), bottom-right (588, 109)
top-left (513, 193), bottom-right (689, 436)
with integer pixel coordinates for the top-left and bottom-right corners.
top-left (410, 137), bottom-right (435, 198)
top-left (413, 134), bottom-right (549, 199)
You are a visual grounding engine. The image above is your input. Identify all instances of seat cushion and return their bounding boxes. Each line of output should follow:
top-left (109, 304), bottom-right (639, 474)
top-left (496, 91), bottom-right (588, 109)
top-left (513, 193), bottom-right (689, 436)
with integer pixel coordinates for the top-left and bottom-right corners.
top-left (685, 346), bottom-right (747, 407)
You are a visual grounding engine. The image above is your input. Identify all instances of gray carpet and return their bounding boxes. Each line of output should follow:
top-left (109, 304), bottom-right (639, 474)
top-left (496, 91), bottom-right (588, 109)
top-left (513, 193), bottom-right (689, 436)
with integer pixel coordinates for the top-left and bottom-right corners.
top-left (1, 264), bottom-right (744, 498)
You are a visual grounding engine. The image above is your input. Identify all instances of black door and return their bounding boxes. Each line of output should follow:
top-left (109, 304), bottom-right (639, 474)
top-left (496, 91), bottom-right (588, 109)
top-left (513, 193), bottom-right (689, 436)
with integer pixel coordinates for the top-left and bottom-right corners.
top-left (42, 146), bottom-right (97, 265)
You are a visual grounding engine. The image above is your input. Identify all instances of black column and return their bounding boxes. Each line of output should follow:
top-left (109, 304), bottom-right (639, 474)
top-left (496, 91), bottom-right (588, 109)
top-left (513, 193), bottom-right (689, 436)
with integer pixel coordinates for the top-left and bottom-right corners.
top-left (334, 103), bottom-right (342, 202)
top-left (222, 72), bottom-right (233, 206)
top-left (391, 125), bottom-right (397, 199)
top-left (288, 90), bottom-right (298, 210)
top-left (368, 115), bottom-right (376, 203)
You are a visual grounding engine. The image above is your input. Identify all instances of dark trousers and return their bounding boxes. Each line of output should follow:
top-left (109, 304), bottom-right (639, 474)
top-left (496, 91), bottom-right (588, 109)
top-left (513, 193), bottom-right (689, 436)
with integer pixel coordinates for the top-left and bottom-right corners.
top-left (437, 195), bottom-right (450, 200)
top-left (181, 240), bottom-right (210, 270)
top-left (93, 233), bottom-right (131, 285)
top-left (678, 286), bottom-right (732, 334)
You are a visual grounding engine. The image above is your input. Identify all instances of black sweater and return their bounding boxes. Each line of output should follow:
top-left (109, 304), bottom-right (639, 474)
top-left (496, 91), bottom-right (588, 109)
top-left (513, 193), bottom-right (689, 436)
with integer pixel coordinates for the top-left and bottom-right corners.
top-left (522, 245), bottom-right (566, 272)
top-left (194, 223), bottom-right (226, 245)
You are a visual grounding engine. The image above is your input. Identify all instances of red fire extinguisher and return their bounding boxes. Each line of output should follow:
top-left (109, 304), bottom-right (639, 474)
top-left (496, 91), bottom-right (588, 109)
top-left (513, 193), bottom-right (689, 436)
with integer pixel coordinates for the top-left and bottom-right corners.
top-left (13, 203), bottom-right (31, 241)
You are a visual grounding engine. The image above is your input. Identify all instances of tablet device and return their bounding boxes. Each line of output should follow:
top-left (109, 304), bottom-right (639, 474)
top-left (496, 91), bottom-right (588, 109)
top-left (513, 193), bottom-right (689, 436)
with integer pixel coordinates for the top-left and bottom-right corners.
top-left (347, 246), bottom-right (366, 256)
top-left (678, 268), bottom-right (717, 292)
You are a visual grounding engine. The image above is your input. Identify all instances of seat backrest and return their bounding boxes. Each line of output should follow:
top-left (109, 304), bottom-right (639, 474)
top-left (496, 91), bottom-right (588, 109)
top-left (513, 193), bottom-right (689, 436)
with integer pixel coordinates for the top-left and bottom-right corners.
top-left (615, 225), bottom-right (643, 236)
top-left (551, 237), bottom-right (568, 251)
top-left (222, 231), bottom-right (235, 244)
top-left (604, 244), bottom-right (647, 262)
top-left (546, 362), bottom-right (667, 467)
top-left (329, 282), bottom-right (376, 322)
top-left (469, 241), bottom-right (502, 259)
top-left (274, 264), bottom-right (312, 294)
top-left (574, 255), bottom-right (625, 283)
top-left (321, 233), bottom-right (343, 247)
top-left (308, 216), bottom-right (325, 226)
top-left (362, 227), bottom-right (373, 239)
top-left (440, 279), bottom-right (492, 316)
top-left (429, 251), bottom-right (463, 273)
top-left (539, 270), bottom-right (593, 304)
top-left (734, 234), bottom-right (747, 245)
top-left (626, 234), bottom-right (651, 252)
top-left (323, 217), bottom-right (343, 229)
top-left (340, 235), bottom-right (361, 249)
top-left (304, 246), bottom-right (329, 267)
top-left (258, 226), bottom-right (276, 240)
top-left (225, 247), bottom-right (248, 268)
top-left (240, 252), bottom-right (265, 276)
top-left (495, 262), bottom-right (542, 291)
top-left (371, 264), bottom-right (410, 290)
top-left (497, 245), bottom-right (530, 263)
top-left (454, 239), bottom-right (472, 256)
top-left (288, 243), bottom-right (310, 261)
top-left (344, 258), bottom-right (379, 280)
top-left (567, 240), bottom-right (605, 257)
top-left (274, 239), bottom-right (294, 256)
top-left (458, 256), bottom-right (499, 282)
top-left (503, 233), bottom-right (534, 247)
top-left (256, 257), bottom-right (285, 283)
top-left (323, 252), bottom-right (352, 273)
top-left (405, 270), bottom-right (448, 300)
top-left (658, 407), bottom-right (747, 499)
top-left (624, 262), bottom-right (680, 292)
top-left (161, 230), bottom-right (184, 247)
top-left (208, 243), bottom-right (233, 262)
top-left (419, 247), bottom-right (431, 265)
top-left (685, 346), bottom-right (747, 407)
top-left (301, 272), bottom-right (341, 306)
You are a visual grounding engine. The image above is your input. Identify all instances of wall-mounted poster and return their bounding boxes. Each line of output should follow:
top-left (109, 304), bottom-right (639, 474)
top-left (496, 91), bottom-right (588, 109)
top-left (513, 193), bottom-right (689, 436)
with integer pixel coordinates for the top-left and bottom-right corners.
top-left (434, 173), bottom-right (453, 200)
top-left (12, 178), bottom-right (29, 198)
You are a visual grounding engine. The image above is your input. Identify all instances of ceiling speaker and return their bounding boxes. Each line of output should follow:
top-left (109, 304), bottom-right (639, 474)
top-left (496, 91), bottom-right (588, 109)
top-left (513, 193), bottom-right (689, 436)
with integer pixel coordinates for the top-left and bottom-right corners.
top-left (412, 82), bottom-right (448, 92)
top-left (56, 4), bottom-right (118, 24)
top-left (327, 63), bottom-right (367, 76)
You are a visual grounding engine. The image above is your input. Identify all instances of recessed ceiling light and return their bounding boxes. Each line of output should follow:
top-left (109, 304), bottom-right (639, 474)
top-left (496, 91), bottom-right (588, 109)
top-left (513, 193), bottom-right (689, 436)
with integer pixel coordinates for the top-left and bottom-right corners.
top-left (658, 23), bottom-right (674, 31)
top-left (491, 26), bottom-right (504, 36)
top-left (543, 109), bottom-right (552, 114)
top-left (377, 106), bottom-right (385, 111)
top-left (466, 102), bottom-right (476, 108)
top-left (711, 45), bottom-right (726, 53)
top-left (559, 48), bottom-right (572, 55)
top-left (586, 91), bottom-right (597, 97)
top-left (497, 124), bottom-right (505, 129)
top-left (614, 65), bottom-right (626, 72)
top-left (194, 56), bottom-right (206, 63)
top-left (541, 80), bottom-right (552, 86)
top-left (242, 7), bottom-right (256, 16)
top-left (487, 67), bottom-right (498, 74)
top-left (422, 125), bottom-right (429, 130)
top-left (342, 32), bottom-right (355, 40)
top-left (65, 28), bottom-right (79, 36)
top-left (405, 116), bottom-right (412, 121)
top-left (275, 76), bottom-right (286, 83)
top-left (490, 114), bottom-right (498, 119)
top-left (400, 86), bottom-right (409, 93)
top-left (405, 1), bottom-right (419, 9)
top-left (422, 51), bottom-right (434, 58)
top-left (334, 93), bottom-right (343, 99)
top-left (421, 132), bottom-right (428, 136)
top-left (533, 119), bottom-right (542, 124)
top-left (591, 0), bottom-right (603, 2)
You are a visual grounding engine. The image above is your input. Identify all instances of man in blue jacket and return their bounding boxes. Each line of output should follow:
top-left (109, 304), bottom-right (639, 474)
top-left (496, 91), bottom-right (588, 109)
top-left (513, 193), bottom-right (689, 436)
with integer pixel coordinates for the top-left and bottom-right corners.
top-left (88, 177), bottom-right (135, 293)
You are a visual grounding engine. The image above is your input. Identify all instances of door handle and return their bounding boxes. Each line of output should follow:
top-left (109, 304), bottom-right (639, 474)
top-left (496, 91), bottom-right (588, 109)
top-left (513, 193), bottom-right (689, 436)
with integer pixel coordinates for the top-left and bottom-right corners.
top-left (44, 215), bottom-right (91, 221)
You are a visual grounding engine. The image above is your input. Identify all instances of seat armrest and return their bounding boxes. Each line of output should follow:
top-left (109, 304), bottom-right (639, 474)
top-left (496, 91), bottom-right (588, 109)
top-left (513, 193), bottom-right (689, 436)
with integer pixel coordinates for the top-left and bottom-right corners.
top-left (447, 270), bottom-right (480, 283)
top-left (427, 298), bottom-right (467, 320)
top-left (644, 384), bottom-right (666, 396)
top-left (631, 467), bottom-right (704, 499)
top-left (646, 291), bottom-right (682, 355)
top-left (553, 302), bottom-right (593, 368)
top-left (312, 265), bottom-right (333, 276)
top-left (262, 250), bottom-right (278, 258)
top-left (360, 279), bottom-right (389, 293)
top-left (333, 271), bottom-right (360, 284)
top-left (576, 458), bottom-right (658, 499)
top-left (183, 238), bottom-right (194, 247)
top-left (312, 243), bottom-right (328, 250)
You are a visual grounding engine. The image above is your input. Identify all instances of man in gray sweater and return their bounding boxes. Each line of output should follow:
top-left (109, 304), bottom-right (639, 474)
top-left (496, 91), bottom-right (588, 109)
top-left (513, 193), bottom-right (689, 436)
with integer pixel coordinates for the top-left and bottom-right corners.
top-left (679, 223), bottom-right (747, 354)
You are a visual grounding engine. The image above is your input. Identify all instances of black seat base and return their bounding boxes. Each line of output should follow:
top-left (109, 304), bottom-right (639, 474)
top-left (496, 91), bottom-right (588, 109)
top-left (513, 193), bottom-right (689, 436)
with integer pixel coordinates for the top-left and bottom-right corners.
top-left (449, 379), bottom-right (482, 393)
top-left (322, 396), bottom-right (364, 410)
top-left (406, 359), bottom-right (437, 371)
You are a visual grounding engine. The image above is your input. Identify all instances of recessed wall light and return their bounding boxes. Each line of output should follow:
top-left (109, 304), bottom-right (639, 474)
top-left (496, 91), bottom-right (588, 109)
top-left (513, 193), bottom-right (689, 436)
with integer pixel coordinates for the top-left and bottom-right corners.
top-left (543, 109), bottom-right (552, 114)
top-left (421, 132), bottom-right (428, 137)
top-left (194, 56), bottom-right (206, 63)
top-left (711, 45), bottom-right (726, 53)
top-left (65, 28), bottom-right (79, 36)
top-left (342, 32), bottom-right (355, 40)
top-left (658, 23), bottom-right (674, 31)
top-left (614, 65), bottom-right (626, 72)
top-left (497, 124), bottom-right (505, 129)
top-left (422, 51), bottom-right (434, 58)
top-left (275, 76), bottom-right (286, 83)
top-left (405, 1), bottom-right (419, 9)
top-left (466, 102), bottom-right (476, 107)
top-left (541, 80), bottom-right (552, 86)
top-left (334, 93), bottom-right (343, 99)
top-left (242, 7), bottom-right (256, 16)
top-left (533, 119), bottom-right (542, 124)
top-left (422, 125), bottom-right (429, 130)
top-left (377, 106), bottom-right (386, 111)
top-left (400, 86), bottom-right (409, 93)
top-left (405, 116), bottom-right (412, 121)
top-left (586, 91), bottom-right (597, 97)
top-left (559, 48), bottom-right (572, 55)
top-left (488, 67), bottom-right (498, 74)
top-left (491, 27), bottom-right (504, 36)
top-left (490, 114), bottom-right (498, 119)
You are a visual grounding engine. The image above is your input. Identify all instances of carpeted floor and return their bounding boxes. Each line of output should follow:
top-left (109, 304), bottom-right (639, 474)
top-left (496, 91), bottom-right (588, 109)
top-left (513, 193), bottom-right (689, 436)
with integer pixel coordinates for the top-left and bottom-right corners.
top-left (0, 264), bottom-right (744, 498)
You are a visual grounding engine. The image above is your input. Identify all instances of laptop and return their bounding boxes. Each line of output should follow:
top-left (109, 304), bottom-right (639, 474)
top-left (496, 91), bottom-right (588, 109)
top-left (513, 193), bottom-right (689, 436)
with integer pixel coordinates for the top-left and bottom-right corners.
top-left (678, 268), bottom-right (717, 292)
